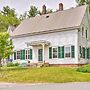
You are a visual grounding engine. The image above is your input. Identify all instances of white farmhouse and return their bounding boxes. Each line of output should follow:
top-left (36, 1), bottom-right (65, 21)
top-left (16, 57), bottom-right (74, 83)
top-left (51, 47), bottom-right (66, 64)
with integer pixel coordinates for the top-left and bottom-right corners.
top-left (10, 4), bottom-right (90, 66)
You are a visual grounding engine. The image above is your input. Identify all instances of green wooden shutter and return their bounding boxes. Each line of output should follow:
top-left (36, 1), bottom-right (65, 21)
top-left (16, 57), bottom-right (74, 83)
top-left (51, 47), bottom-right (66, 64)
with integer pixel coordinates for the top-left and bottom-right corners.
top-left (58, 47), bottom-right (61, 58)
top-left (87, 48), bottom-right (89, 59)
top-left (30, 49), bottom-right (32, 60)
top-left (89, 48), bottom-right (90, 59)
top-left (21, 50), bottom-right (25, 60)
top-left (49, 47), bottom-right (52, 59)
top-left (20, 50), bottom-right (22, 60)
top-left (23, 50), bottom-right (25, 60)
top-left (80, 46), bottom-right (82, 58)
top-left (62, 46), bottom-right (64, 58)
top-left (14, 52), bottom-right (16, 60)
top-left (71, 46), bottom-right (75, 58)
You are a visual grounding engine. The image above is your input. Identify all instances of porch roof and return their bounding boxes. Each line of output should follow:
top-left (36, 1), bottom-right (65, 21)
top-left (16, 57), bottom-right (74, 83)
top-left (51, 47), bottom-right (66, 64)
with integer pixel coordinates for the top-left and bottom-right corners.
top-left (26, 40), bottom-right (50, 46)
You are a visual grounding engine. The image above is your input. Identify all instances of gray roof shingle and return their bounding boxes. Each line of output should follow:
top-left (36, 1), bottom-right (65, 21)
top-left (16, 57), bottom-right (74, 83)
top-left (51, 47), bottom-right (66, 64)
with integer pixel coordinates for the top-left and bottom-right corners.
top-left (12, 5), bottom-right (87, 37)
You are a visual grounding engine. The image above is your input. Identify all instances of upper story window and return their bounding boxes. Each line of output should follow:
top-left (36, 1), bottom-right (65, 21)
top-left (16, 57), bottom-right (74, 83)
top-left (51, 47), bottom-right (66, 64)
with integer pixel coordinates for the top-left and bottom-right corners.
top-left (82, 27), bottom-right (84, 36)
top-left (86, 29), bottom-right (87, 39)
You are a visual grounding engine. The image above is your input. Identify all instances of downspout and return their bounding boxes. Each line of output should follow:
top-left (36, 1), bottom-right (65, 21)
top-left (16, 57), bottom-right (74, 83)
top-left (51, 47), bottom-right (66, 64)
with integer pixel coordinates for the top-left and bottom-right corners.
top-left (77, 28), bottom-right (80, 67)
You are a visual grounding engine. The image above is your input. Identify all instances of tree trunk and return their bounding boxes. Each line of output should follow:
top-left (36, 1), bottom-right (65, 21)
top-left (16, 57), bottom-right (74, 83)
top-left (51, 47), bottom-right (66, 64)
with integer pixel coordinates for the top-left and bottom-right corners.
top-left (0, 57), bottom-right (2, 67)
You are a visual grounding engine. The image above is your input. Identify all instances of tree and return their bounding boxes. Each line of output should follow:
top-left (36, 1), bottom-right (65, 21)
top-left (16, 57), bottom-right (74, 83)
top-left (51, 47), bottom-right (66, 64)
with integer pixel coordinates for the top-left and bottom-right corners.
top-left (19, 12), bottom-right (28, 21)
top-left (27, 6), bottom-right (39, 18)
top-left (0, 6), bottom-right (20, 32)
top-left (1, 6), bottom-right (16, 17)
top-left (47, 9), bottom-right (53, 14)
top-left (76, 0), bottom-right (90, 12)
top-left (0, 32), bottom-right (13, 66)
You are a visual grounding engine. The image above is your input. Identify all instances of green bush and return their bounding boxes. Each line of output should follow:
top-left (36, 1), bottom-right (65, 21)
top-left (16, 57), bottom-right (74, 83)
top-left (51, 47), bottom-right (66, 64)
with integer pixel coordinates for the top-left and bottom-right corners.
top-left (77, 64), bottom-right (90, 73)
top-left (7, 63), bottom-right (19, 67)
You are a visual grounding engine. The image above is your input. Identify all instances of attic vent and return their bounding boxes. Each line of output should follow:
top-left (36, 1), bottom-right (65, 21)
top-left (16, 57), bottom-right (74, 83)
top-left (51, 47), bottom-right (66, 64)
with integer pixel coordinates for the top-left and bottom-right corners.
top-left (46, 15), bottom-right (49, 18)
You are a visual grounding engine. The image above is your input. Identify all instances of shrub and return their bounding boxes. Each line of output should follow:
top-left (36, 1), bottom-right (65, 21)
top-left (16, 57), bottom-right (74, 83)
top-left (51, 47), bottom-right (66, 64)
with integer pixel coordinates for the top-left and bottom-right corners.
top-left (7, 63), bottom-right (19, 67)
top-left (77, 64), bottom-right (90, 73)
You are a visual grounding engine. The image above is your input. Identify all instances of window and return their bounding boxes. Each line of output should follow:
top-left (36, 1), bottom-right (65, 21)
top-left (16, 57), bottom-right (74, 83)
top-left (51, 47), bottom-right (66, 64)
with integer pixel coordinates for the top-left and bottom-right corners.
top-left (26, 49), bottom-right (30, 59)
top-left (49, 46), bottom-right (75, 59)
top-left (53, 48), bottom-right (58, 58)
top-left (79, 46), bottom-right (86, 59)
top-left (17, 51), bottom-right (20, 59)
top-left (79, 46), bottom-right (82, 58)
top-left (82, 47), bottom-right (85, 58)
top-left (65, 46), bottom-right (70, 58)
top-left (30, 49), bottom-right (32, 59)
top-left (82, 27), bottom-right (84, 36)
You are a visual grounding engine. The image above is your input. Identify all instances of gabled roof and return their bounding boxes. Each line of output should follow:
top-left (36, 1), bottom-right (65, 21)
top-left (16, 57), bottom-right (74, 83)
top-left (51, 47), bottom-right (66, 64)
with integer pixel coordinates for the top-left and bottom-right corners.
top-left (12, 5), bottom-right (87, 37)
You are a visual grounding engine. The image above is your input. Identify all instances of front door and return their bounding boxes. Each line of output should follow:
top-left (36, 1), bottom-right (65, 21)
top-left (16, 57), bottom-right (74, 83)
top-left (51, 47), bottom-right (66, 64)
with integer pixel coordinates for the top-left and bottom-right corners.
top-left (38, 49), bottom-right (43, 61)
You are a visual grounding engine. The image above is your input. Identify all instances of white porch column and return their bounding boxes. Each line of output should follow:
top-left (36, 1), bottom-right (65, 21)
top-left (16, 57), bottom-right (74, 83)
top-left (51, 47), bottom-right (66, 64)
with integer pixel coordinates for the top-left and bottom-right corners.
top-left (42, 43), bottom-right (45, 63)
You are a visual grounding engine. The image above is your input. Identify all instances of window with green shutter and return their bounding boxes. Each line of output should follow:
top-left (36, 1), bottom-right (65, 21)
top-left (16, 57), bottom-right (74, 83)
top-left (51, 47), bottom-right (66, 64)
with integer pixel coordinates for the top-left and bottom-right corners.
top-left (30, 49), bottom-right (32, 60)
top-left (71, 46), bottom-right (75, 58)
top-left (14, 52), bottom-right (16, 60)
top-left (49, 47), bottom-right (52, 59)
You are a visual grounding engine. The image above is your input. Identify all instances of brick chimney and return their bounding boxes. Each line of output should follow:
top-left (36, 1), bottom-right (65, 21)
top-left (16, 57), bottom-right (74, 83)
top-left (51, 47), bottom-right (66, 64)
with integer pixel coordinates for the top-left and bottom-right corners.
top-left (42, 5), bottom-right (46, 15)
top-left (59, 3), bottom-right (63, 11)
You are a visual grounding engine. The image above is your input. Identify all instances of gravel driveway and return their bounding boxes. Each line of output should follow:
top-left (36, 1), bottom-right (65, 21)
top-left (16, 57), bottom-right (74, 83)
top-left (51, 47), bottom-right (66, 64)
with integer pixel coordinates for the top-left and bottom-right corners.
top-left (0, 82), bottom-right (90, 90)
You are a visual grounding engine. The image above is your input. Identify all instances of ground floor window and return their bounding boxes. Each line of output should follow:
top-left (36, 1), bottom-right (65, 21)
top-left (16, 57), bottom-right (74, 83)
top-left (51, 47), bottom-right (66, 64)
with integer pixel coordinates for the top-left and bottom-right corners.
top-left (65, 46), bottom-right (70, 58)
top-left (17, 51), bottom-right (21, 59)
top-left (14, 49), bottom-right (32, 60)
top-left (80, 46), bottom-right (90, 59)
top-left (53, 47), bottom-right (58, 58)
top-left (49, 45), bottom-right (75, 59)
top-left (26, 49), bottom-right (30, 59)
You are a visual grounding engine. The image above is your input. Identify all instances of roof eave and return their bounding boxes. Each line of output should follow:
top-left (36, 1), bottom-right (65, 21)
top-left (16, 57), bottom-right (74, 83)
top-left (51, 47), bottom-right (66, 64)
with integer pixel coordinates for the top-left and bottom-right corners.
top-left (11, 26), bottom-right (80, 39)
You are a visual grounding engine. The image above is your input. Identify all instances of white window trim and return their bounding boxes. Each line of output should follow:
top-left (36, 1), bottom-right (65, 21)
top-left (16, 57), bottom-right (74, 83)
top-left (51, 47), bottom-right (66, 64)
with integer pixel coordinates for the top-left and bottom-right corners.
top-left (64, 45), bottom-right (72, 59)
top-left (52, 47), bottom-right (58, 59)
top-left (16, 50), bottom-right (21, 60)
top-left (25, 48), bottom-right (30, 60)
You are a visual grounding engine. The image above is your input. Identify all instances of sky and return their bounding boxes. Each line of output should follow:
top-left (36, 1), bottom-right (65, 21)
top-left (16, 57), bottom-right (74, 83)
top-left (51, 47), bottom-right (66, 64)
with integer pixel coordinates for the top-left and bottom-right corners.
top-left (0, 0), bottom-right (77, 16)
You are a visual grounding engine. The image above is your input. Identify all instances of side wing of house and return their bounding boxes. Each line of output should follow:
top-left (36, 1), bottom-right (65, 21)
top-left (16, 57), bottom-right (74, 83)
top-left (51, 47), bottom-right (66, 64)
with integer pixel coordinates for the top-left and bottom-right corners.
top-left (78, 6), bottom-right (90, 64)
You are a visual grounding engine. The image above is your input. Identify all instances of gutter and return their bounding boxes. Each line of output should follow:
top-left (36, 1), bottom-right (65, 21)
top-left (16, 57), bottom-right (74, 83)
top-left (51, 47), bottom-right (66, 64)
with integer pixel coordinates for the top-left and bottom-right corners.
top-left (11, 26), bottom-right (80, 39)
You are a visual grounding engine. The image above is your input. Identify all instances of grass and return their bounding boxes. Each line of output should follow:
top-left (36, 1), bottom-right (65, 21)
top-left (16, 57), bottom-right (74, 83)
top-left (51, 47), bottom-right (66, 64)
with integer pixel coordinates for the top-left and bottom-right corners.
top-left (0, 66), bottom-right (90, 83)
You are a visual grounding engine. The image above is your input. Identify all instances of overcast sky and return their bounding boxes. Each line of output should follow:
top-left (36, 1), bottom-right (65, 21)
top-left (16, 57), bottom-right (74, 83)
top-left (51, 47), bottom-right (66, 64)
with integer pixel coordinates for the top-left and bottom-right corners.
top-left (0, 0), bottom-right (77, 16)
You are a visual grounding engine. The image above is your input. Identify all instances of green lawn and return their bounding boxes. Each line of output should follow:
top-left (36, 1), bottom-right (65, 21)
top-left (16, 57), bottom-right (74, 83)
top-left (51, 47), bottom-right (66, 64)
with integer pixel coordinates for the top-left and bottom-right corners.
top-left (0, 67), bottom-right (90, 83)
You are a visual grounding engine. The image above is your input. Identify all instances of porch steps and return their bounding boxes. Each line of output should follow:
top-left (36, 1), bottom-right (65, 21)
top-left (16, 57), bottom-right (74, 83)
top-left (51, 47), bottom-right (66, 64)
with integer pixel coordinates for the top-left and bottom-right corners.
top-left (37, 63), bottom-right (44, 68)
